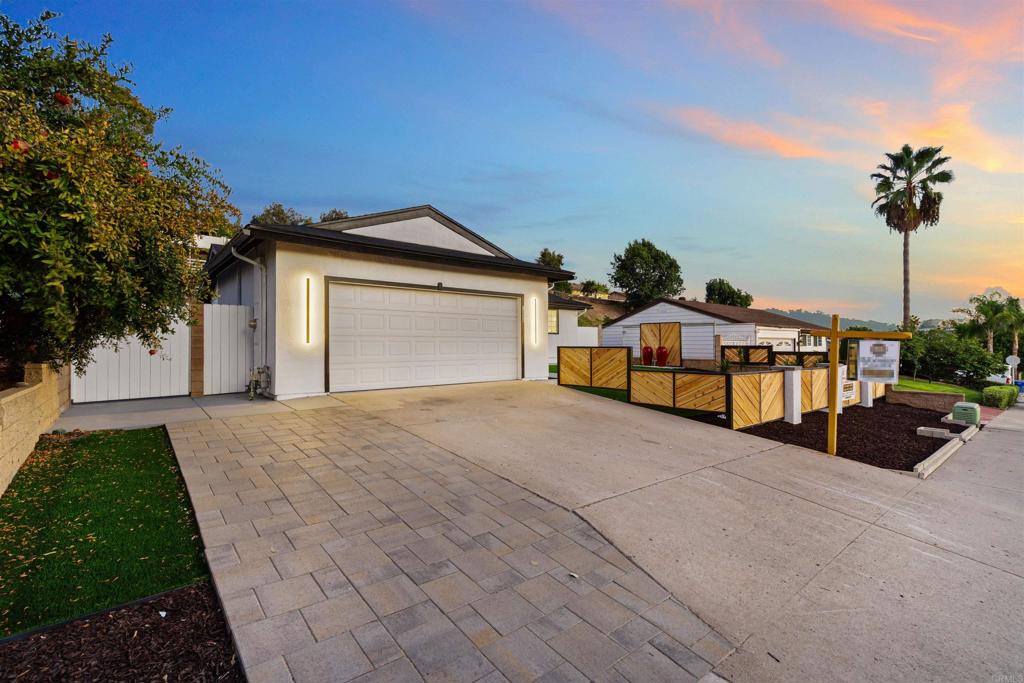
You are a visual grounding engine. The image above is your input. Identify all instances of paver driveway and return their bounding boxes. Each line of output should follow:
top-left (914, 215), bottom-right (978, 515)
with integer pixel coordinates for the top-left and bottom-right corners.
top-left (169, 398), bottom-right (733, 682)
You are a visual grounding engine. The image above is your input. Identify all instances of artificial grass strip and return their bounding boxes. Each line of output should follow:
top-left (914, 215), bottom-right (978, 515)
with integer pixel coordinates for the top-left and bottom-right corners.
top-left (0, 428), bottom-right (206, 638)
top-left (894, 376), bottom-right (982, 403)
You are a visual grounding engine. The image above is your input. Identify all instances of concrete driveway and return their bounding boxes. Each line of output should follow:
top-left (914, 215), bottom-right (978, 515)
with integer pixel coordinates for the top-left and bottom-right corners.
top-left (341, 381), bottom-right (1024, 682)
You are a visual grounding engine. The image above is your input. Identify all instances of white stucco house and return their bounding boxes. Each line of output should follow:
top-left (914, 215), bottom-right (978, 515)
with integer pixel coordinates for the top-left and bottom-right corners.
top-left (601, 298), bottom-right (826, 363)
top-left (546, 292), bottom-right (599, 363)
top-left (205, 206), bottom-right (574, 399)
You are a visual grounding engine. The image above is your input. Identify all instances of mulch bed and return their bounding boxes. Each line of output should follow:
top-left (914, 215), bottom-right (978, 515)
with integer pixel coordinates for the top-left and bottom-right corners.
top-left (695, 398), bottom-right (967, 471)
top-left (0, 581), bottom-right (243, 683)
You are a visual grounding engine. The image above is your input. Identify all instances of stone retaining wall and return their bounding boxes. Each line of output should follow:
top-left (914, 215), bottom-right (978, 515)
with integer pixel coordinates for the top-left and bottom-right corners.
top-left (887, 388), bottom-right (964, 413)
top-left (0, 364), bottom-right (69, 497)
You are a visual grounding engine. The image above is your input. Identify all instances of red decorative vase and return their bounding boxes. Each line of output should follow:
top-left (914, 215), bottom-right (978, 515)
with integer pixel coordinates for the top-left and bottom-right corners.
top-left (642, 346), bottom-right (654, 366)
top-left (656, 346), bottom-right (669, 366)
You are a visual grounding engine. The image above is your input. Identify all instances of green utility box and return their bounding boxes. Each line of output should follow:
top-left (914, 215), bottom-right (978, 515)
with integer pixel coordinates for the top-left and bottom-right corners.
top-left (951, 401), bottom-right (981, 425)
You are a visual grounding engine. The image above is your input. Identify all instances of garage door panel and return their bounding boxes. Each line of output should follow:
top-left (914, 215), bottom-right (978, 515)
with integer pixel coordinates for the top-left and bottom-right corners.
top-left (329, 283), bottom-right (519, 392)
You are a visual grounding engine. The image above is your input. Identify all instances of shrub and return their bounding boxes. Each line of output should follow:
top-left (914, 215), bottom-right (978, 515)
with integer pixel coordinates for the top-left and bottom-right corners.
top-left (981, 385), bottom-right (1019, 409)
top-left (901, 329), bottom-right (1004, 386)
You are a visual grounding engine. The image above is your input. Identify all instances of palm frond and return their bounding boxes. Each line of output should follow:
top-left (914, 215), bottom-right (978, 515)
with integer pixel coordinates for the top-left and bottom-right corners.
top-left (925, 169), bottom-right (954, 184)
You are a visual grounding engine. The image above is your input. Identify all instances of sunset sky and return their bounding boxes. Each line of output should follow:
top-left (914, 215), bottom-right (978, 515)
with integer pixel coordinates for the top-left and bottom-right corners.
top-left (11, 0), bottom-right (1023, 322)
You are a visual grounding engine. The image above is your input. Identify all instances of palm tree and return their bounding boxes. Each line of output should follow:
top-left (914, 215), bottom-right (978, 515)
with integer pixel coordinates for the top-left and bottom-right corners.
top-left (954, 292), bottom-right (1006, 353)
top-left (871, 145), bottom-right (954, 327)
top-left (1000, 297), bottom-right (1024, 379)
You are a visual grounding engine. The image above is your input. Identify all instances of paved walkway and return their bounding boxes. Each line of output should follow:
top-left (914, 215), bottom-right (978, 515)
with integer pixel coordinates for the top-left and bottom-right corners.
top-left (169, 400), bottom-right (734, 683)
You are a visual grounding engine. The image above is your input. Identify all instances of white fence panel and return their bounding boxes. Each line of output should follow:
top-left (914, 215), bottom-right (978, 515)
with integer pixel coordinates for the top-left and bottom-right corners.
top-left (203, 304), bottom-right (254, 395)
top-left (71, 319), bottom-right (191, 403)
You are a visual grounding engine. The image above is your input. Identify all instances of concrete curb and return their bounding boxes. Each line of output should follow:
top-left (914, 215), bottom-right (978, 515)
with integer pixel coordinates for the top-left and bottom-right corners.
top-left (913, 438), bottom-right (963, 479)
top-left (958, 425), bottom-right (979, 442)
top-left (916, 426), bottom-right (959, 440)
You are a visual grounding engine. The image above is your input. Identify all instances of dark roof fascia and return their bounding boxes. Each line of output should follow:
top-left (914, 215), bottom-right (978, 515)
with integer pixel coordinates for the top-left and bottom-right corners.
top-left (211, 224), bottom-right (574, 282)
top-left (313, 205), bottom-right (514, 259)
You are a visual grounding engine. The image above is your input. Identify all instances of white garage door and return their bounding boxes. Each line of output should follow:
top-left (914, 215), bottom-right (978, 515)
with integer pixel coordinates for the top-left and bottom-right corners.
top-left (328, 282), bottom-right (520, 392)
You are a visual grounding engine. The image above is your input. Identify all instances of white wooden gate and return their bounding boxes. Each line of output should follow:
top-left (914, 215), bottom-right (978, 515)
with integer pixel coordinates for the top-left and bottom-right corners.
top-left (71, 319), bottom-right (191, 403)
top-left (203, 304), bottom-right (254, 395)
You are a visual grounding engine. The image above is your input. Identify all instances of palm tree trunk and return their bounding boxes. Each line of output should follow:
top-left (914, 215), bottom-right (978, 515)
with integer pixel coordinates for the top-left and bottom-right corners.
top-left (987, 330), bottom-right (994, 354)
top-left (902, 230), bottom-right (911, 327)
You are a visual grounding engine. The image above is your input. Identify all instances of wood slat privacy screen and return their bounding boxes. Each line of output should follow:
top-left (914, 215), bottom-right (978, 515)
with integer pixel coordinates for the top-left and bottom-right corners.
top-left (725, 347), bottom-right (826, 368)
top-left (639, 323), bottom-right (681, 366)
top-left (557, 347), bottom-right (630, 390)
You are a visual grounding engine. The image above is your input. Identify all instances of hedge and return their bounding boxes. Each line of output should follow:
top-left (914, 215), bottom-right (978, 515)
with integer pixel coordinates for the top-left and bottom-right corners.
top-left (981, 385), bottom-right (1019, 409)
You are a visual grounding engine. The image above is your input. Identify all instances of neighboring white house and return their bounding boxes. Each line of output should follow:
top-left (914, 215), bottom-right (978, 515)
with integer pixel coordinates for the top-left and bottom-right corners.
top-left (204, 205), bottom-right (573, 399)
top-left (601, 298), bottom-right (826, 362)
top-left (547, 292), bottom-right (599, 363)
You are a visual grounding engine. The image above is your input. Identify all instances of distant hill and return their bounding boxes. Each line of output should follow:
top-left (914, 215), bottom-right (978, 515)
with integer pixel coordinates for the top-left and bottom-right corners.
top-left (765, 308), bottom-right (898, 331)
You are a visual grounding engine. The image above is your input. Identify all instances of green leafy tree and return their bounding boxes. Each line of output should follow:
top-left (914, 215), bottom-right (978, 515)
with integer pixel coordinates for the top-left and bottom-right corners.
top-left (914, 329), bottom-right (1003, 386)
top-left (318, 208), bottom-right (349, 222)
top-left (870, 144), bottom-right (955, 327)
top-left (536, 248), bottom-right (571, 294)
top-left (609, 239), bottom-right (683, 310)
top-left (954, 292), bottom-right (1007, 353)
top-left (250, 202), bottom-right (311, 225)
top-left (0, 13), bottom-right (239, 369)
top-left (704, 278), bottom-right (753, 307)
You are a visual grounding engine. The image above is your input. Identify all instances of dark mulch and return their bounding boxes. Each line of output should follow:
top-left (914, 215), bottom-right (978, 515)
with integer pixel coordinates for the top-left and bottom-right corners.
top-left (0, 581), bottom-right (243, 683)
top-left (694, 398), bottom-right (967, 471)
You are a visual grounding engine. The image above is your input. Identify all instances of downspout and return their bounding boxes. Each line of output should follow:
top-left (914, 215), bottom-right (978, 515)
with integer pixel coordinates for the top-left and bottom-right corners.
top-left (229, 246), bottom-right (269, 383)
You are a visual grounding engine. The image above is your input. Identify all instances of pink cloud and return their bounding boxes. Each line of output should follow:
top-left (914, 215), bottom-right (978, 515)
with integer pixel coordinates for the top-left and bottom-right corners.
top-left (670, 0), bottom-right (784, 67)
top-left (667, 106), bottom-right (833, 159)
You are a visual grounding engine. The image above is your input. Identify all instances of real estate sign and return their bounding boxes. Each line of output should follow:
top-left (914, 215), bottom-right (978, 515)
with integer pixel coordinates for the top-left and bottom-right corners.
top-left (857, 339), bottom-right (900, 384)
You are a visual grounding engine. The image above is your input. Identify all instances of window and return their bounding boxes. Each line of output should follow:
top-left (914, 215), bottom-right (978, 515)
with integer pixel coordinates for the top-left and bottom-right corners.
top-left (547, 309), bottom-right (559, 334)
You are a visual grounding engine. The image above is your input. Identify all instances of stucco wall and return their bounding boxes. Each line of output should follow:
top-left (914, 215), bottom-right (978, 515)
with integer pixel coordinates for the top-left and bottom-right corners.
top-left (269, 243), bottom-right (551, 399)
top-left (548, 309), bottom-right (599, 362)
top-left (0, 364), bottom-right (68, 497)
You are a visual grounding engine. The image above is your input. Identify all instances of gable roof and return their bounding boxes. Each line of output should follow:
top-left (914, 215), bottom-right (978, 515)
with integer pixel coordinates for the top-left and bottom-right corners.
top-left (312, 205), bottom-right (514, 258)
top-left (205, 222), bottom-right (574, 283)
top-left (548, 292), bottom-right (590, 310)
top-left (606, 298), bottom-right (813, 329)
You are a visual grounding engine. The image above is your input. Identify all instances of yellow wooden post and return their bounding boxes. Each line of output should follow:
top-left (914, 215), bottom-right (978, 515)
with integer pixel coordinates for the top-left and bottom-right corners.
top-left (826, 314), bottom-right (841, 455)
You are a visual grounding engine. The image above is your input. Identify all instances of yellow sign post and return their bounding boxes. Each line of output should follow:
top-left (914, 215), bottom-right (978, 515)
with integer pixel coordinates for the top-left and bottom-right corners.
top-left (803, 314), bottom-right (912, 456)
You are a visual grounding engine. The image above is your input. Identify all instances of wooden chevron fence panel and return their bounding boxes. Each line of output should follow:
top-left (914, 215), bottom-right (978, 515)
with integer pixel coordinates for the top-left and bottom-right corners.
top-left (640, 324), bottom-right (660, 358)
top-left (558, 347), bottom-right (591, 387)
top-left (748, 347), bottom-right (771, 364)
top-left (802, 353), bottom-right (825, 367)
top-left (801, 369), bottom-right (814, 413)
top-left (759, 372), bottom-right (784, 422)
top-left (775, 353), bottom-right (798, 366)
top-left (674, 373), bottom-right (726, 412)
top-left (801, 368), bottom-right (829, 412)
top-left (629, 370), bottom-right (674, 407)
top-left (872, 382), bottom-right (886, 398)
top-left (591, 348), bottom-right (629, 389)
top-left (639, 323), bottom-right (681, 366)
top-left (660, 322), bottom-right (681, 366)
top-left (723, 347), bottom-right (743, 363)
top-left (730, 373), bottom-right (761, 429)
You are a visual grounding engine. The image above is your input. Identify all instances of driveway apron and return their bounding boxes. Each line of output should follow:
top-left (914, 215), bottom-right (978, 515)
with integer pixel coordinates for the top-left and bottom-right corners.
top-left (168, 401), bottom-right (733, 683)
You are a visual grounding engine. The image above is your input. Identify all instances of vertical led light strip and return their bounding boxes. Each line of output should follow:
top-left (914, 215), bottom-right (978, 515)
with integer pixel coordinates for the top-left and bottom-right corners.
top-left (532, 297), bottom-right (538, 346)
top-left (305, 277), bottom-right (311, 344)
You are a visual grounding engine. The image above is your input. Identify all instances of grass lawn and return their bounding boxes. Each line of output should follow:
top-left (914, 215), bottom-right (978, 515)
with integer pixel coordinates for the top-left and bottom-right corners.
top-left (568, 385), bottom-right (709, 419)
top-left (894, 375), bottom-right (982, 403)
top-left (0, 428), bottom-right (206, 638)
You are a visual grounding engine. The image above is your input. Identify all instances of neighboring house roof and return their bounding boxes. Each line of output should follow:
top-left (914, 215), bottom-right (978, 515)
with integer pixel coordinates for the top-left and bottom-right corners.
top-left (570, 295), bottom-right (626, 322)
top-left (205, 222), bottom-right (574, 283)
top-left (605, 298), bottom-right (814, 329)
top-left (548, 292), bottom-right (590, 310)
top-left (313, 205), bottom-right (514, 258)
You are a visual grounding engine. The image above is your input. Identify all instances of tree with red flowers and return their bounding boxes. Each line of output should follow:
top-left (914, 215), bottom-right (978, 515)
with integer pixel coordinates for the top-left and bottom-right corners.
top-left (0, 12), bottom-right (239, 369)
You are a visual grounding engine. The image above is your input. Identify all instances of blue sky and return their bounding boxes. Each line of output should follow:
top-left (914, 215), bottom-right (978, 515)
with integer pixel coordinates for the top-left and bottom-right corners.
top-left (6, 0), bottom-right (1023, 321)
